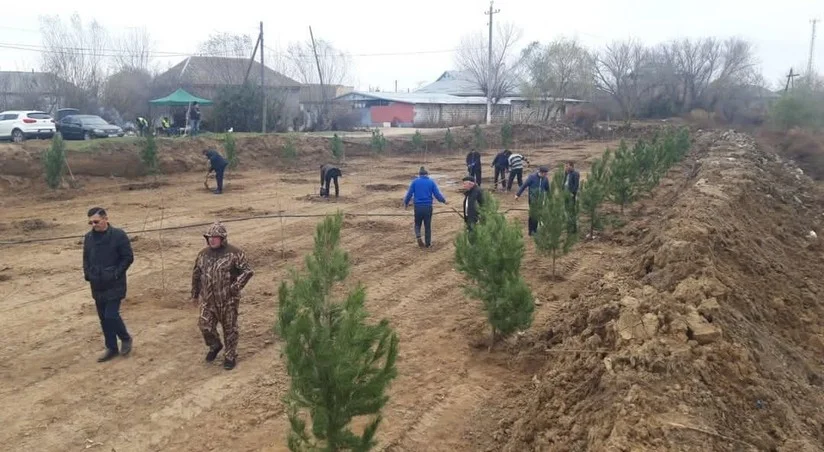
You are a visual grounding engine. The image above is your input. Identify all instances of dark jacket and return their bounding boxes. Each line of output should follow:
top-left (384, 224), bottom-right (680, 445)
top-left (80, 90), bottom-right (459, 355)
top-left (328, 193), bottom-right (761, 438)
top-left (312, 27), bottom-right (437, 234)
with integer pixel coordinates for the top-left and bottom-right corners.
top-left (466, 151), bottom-right (481, 169)
top-left (491, 152), bottom-right (509, 169)
top-left (517, 172), bottom-right (550, 204)
top-left (83, 226), bottom-right (134, 301)
top-left (205, 150), bottom-right (228, 172)
top-left (463, 185), bottom-right (484, 225)
top-left (320, 164), bottom-right (342, 183)
top-left (403, 175), bottom-right (447, 207)
top-left (564, 169), bottom-right (580, 194)
top-left (190, 105), bottom-right (201, 120)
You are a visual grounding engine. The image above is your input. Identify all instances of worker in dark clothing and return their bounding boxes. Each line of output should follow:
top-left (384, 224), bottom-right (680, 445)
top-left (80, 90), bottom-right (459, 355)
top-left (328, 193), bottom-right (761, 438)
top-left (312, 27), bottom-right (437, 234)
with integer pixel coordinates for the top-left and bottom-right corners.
top-left (403, 166), bottom-right (447, 248)
top-left (564, 161), bottom-right (581, 233)
top-left (203, 149), bottom-right (228, 194)
top-left (83, 207), bottom-right (134, 363)
top-left (189, 101), bottom-right (202, 136)
top-left (515, 166), bottom-right (550, 236)
top-left (466, 150), bottom-right (482, 186)
top-left (491, 149), bottom-right (511, 191)
top-left (319, 164), bottom-right (342, 198)
top-left (462, 176), bottom-right (484, 231)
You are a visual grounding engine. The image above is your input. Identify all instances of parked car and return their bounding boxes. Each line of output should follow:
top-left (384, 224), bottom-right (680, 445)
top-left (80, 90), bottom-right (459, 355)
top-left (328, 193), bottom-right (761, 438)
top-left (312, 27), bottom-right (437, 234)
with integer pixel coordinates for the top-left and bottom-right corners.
top-left (0, 110), bottom-right (56, 143)
top-left (54, 108), bottom-right (80, 132)
top-left (58, 115), bottom-right (125, 140)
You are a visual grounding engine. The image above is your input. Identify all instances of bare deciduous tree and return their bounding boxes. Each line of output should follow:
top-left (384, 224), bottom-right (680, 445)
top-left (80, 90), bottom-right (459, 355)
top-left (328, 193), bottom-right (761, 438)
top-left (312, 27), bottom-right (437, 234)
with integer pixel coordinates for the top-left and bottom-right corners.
top-left (114, 27), bottom-right (153, 72)
top-left (594, 39), bottom-right (653, 124)
top-left (198, 33), bottom-right (257, 85)
top-left (39, 13), bottom-right (109, 110)
top-left (284, 38), bottom-right (352, 130)
top-left (520, 38), bottom-right (593, 121)
top-left (103, 68), bottom-right (153, 122)
top-left (456, 22), bottom-right (524, 103)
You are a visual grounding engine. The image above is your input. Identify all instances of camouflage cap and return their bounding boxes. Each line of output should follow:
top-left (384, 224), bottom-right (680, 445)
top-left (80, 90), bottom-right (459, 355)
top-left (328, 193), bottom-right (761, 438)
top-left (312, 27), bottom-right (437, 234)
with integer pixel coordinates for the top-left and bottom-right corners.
top-left (204, 222), bottom-right (228, 239)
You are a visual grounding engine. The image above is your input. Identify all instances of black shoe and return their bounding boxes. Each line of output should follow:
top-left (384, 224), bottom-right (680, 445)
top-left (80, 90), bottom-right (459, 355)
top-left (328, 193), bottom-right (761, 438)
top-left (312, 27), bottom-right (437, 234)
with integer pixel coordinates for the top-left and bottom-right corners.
top-left (206, 343), bottom-right (223, 362)
top-left (97, 349), bottom-right (119, 363)
top-left (213, 190), bottom-right (223, 195)
top-left (416, 237), bottom-right (425, 248)
top-left (223, 358), bottom-right (236, 370)
top-left (120, 339), bottom-right (133, 356)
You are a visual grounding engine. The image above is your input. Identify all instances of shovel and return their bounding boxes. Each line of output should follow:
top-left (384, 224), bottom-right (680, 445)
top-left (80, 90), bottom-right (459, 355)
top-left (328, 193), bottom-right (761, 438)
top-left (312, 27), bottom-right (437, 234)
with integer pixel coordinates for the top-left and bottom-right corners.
top-left (203, 172), bottom-right (210, 190)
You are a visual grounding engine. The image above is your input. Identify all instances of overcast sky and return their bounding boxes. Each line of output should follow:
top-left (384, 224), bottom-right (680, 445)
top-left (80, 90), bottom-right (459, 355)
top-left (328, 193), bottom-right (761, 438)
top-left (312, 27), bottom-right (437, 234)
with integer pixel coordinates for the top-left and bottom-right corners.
top-left (0, 0), bottom-right (821, 92)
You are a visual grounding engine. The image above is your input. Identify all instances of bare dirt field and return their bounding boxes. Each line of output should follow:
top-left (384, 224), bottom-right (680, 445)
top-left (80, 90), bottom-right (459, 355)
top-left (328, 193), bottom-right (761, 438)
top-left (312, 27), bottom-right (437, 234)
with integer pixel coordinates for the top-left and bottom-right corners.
top-left (0, 137), bottom-right (614, 452)
top-left (3, 126), bottom-right (824, 452)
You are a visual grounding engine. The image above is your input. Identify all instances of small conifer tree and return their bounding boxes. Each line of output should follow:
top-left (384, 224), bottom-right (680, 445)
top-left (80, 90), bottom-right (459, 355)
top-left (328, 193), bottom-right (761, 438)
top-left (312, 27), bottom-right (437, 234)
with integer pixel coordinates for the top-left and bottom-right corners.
top-left (370, 129), bottom-right (386, 153)
top-left (444, 127), bottom-right (455, 152)
top-left (532, 168), bottom-right (578, 278)
top-left (43, 134), bottom-right (66, 189)
top-left (412, 129), bottom-right (424, 151)
top-left (501, 122), bottom-right (513, 148)
top-left (140, 132), bottom-right (159, 175)
top-left (578, 150), bottom-right (610, 238)
top-left (454, 196), bottom-right (534, 346)
top-left (606, 139), bottom-right (639, 214)
top-left (224, 132), bottom-right (238, 169)
top-left (473, 124), bottom-right (486, 149)
top-left (277, 213), bottom-right (399, 452)
top-left (331, 133), bottom-right (344, 161)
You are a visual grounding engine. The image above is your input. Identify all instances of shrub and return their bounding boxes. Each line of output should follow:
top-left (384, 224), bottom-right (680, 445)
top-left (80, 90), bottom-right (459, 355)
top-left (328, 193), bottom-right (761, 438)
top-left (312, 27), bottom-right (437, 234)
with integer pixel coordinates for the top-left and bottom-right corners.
top-left (454, 196), bottom-right (534, 346)
top-left (43, 134), bottom-right (66, 189)
top-left (412, 130), bottom-right (424, 151)
top-left (769, 90), bottom-right (824, 131)
top-left (331, 133), bottom-right (344, 161)
top-left (224, 132), bottom-right (238, 169)
top-left (370, 129), bottom-right (386, 153)
top-left (501, 122), bottom-right (513, 147)
top-left (532, 168), bottom-right (578, 278)
top-left (277, 213), bottom-right (399, 451)
top-left (282, 135), bottom-right (298, 162)
top-left (140, 132), bottom-right (159, 175)
top-left (473, 124), bottom-right (486, 149)
top-left (444, 128), bottom-right (455, 151)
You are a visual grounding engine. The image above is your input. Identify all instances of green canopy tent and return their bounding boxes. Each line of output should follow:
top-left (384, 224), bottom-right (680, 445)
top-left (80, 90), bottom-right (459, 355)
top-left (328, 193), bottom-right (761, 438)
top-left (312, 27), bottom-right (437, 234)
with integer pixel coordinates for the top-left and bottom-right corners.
top-left (149, 89), bottom-right (213, 135)
top-left (149, 88), bottom-right (213, 106)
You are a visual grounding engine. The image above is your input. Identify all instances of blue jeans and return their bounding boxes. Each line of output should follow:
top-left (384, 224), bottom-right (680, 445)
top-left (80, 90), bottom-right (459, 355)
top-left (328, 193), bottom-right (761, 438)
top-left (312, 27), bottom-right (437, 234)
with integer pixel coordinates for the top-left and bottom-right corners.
top-left (414, 204), bottom-right (433, 246)
top-left (190, 119), bottom-right (200, 136)
top-left (95, 297), bottom-right (130, 352)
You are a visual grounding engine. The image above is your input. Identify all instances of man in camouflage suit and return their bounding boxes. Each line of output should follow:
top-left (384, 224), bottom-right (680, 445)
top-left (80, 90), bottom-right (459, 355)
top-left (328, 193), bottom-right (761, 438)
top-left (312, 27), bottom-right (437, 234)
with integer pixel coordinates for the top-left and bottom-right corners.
top-left (191, 222), bottom-right (254, 370)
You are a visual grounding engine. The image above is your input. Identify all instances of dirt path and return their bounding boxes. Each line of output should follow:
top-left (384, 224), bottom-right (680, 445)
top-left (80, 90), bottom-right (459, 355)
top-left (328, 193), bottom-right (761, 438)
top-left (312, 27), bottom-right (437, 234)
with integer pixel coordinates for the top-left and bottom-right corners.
top-left (0, 141), bottom-right (619, 452)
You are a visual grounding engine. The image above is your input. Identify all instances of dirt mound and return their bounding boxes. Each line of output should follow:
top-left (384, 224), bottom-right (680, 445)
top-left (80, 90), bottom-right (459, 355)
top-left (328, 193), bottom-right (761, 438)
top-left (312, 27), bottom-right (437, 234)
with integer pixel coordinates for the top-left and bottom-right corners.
top-left (7, 218), bottom-right (55, 230)
top-left (494, 130), bottom-right (824, 451)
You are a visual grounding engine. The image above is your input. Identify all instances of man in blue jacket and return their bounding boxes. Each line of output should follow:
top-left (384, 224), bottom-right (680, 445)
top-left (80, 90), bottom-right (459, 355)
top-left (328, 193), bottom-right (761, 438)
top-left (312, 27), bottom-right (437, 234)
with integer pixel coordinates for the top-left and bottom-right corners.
top-left (403, 166), bottom-right (447, 248)
top-left (202, 148), bottom-right (228, 194)
top-left (515, 166), bottom-right (550, 236)
top-left (83, 207), bottom-right (134, 362)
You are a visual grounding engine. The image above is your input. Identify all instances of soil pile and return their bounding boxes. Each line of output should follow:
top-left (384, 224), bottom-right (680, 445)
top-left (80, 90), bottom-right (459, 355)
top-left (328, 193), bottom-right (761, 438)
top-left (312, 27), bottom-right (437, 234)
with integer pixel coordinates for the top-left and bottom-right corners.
top-left (497, 130), bottom-right (824, 451)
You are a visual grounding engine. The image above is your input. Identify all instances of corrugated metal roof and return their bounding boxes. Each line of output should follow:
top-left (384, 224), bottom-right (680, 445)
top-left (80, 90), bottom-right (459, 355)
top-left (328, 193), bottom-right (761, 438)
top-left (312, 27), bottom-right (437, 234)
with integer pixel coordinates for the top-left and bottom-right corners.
top-left (336, 91), bottom-right (505, 105)
top-left (156, 56), bottom-right (300, 88)
top-left (415, 70), bottom-right (486, 96)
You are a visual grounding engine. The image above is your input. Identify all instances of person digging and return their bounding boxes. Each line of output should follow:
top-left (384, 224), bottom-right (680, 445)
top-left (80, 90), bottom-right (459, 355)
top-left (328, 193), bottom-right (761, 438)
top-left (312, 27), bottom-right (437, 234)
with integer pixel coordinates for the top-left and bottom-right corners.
top-left (319, 163), bottom-right (342, 198)
top-left (202, 149), bottom-right (228, 194)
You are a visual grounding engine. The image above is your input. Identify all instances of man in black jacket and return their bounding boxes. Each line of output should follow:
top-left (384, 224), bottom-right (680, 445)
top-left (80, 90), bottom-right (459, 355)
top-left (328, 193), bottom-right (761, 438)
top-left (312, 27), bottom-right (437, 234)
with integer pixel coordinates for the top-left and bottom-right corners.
top-left (203, 149), bottom-right (228, 194)
top-left (491, 149), bottom-right (511, 191)
top-left (461, 176), bottom-right (484, 231)
top-left (465, 149), bottom-right (482, 186)
top-left (83, 207), bottom-right (135, 362)
top-left (319, 163), bottom-right (342, 198)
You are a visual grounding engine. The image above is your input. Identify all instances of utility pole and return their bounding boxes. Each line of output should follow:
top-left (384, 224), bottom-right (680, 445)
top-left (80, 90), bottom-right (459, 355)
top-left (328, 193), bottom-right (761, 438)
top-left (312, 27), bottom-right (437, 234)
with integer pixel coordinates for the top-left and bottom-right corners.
top-left (260, 21), bottom-right (266, 133)
top-left (484, 0), bottom-right (499, 125)
top-left (785, 68), bottom-right (800, 92)
top-left (309, 26), bottom-right (327, 128)
top-left (809, 19), bottom-right (820, 84)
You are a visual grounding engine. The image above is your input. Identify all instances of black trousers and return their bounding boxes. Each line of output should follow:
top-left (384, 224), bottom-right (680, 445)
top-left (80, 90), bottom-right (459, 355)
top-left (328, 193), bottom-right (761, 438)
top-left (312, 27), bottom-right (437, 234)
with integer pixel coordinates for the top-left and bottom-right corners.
top-left (95, 297), bottom-right (130, 352)
top-left (471, 166), bottom-right (482, 186)
top-left (414, 204), bottom-right (433, 246)
top-left (324, 175), bottom-right (339, 197)
top-left (507, 169), bottom-right (523, 191)
top-left (494, 166), bottom-right (507, 189)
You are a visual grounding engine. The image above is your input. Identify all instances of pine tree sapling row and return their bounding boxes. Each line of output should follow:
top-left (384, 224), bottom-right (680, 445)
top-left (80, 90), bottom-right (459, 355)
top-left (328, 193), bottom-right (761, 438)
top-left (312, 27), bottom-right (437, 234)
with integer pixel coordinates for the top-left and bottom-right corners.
top-left (277, 213), bottom-right (399, 452)
top-left (43, 134), bottom-right (67, 189)
top-left (454, 196), bottom-right (534, 346)
top-left (140, 132), bottom-right (159, 175)
top-left (331, 133), bottom-right (344, 161)
top-left (224, 132), bottom-right (238, 169)
top-left (532, 169), bottom-right (579, 278)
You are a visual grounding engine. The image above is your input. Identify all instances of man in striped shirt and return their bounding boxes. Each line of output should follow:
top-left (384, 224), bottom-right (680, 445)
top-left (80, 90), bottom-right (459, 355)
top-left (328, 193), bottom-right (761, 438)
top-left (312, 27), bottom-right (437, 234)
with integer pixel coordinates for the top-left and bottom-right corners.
top-left (506, 152), bottom-right (529, 192)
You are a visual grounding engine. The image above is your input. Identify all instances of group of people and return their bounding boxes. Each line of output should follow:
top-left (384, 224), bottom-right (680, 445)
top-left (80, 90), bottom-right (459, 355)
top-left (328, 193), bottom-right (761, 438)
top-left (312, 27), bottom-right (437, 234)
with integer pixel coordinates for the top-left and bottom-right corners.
top-left (84, 208), bottom-right (254, 370)
top-left (83, 147), bottom-right (579, 368)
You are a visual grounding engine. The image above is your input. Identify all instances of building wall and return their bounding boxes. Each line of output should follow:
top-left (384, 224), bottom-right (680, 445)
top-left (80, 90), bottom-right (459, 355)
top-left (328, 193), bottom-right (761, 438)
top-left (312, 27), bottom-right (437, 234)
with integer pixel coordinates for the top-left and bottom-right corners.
top-left (370, 102), bottom-right (414, 126)
top-left (414, 104), bottom-right (510, 127)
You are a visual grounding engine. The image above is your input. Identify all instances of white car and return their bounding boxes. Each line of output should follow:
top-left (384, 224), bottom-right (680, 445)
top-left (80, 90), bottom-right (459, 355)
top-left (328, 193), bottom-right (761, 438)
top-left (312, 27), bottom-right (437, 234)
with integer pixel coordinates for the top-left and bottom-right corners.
top-left (0, 110), bottom-right (56, 143)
